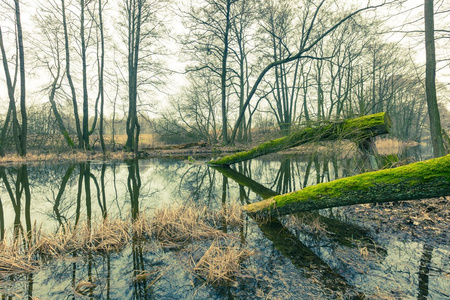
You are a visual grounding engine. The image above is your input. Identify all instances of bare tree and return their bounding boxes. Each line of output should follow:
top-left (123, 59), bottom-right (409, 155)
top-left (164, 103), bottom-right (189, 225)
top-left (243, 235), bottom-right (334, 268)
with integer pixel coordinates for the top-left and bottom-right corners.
top-left (121, 0), bottom-right (167, 153)
top-left (229, 0), bottom-right (396, 144)
top-left (0, 0), bottom-right (27, 156)
top-left (61, 0), bottom-right (83, 148)
top-left (183, 0), bottom-right (240, 145)
top-left (32, 4), bottom-right (75, 148)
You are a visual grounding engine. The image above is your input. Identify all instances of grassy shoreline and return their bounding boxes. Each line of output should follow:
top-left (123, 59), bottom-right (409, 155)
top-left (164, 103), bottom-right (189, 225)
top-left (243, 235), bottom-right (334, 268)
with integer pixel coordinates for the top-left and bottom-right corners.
top-left (0, 137), bottom-right (422, 166)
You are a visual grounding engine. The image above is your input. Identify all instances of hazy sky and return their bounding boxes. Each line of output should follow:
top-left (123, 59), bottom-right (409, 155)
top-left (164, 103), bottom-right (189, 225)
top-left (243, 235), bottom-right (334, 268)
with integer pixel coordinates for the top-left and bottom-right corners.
top-left (0, 0), bottom-right (448, 111)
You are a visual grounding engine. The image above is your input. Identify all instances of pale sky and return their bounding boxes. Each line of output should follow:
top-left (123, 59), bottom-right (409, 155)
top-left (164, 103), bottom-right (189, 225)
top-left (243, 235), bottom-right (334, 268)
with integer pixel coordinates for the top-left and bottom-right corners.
top-left (0, 0), bottom-right (449, 112)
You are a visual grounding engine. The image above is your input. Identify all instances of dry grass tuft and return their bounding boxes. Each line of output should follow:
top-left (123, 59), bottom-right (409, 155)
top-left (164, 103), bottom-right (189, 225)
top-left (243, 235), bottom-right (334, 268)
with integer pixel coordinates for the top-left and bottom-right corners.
top-left (151, 205), bottom-right (229, 247)
top-left (0, 251), bottom-right (39, 275)
top-left (132, 213), bottom-right (152, 240)
top-left (0, 203), bottom-right (247, 281)
top-left (214, 202), bottom-right (244, 228)
top-left (74, 279), bottom-right (98, 296)
top-left (90, 219), bottom-right (131, 252)
top-left (35, 219), bottom-right (131, 256)
top-left (192, 239), bottom-right (253, 285)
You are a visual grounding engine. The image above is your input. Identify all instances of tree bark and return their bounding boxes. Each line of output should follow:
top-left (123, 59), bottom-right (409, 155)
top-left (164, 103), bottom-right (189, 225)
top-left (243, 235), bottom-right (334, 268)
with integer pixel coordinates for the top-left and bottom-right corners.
top-left (209, 112), bottom-right (390, 166)
top-left (125, 0), bottom-right (142, 153)
top-left (242, 154), bottom-right (450, 216)
top-left (14, 0), bottom-right (27, 156)
top-left (424, 0), bottom-right (445, 158)
top-left (80, 0), bottom-right (90, 150)
top-left (98, 0), bottom-right (106, 153)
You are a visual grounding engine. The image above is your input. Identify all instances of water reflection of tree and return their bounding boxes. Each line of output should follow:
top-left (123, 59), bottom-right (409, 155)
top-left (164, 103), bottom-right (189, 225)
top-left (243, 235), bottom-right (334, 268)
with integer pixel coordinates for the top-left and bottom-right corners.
top-left (177, 164), bottom-right (219, 205)
top-left (418, 244), bottom-right (433, 300)
top-left (0, 195), bottom-right (4, 240)
top-left (214, 164), bottom-right (354, 296)
top-left (0, 165), bottom-right (34, 299)
top-left (52, 164), bottom-right (75, 228)
top-left (0, 165), bottom-right (32, 238)
top-left (126, 159), bottom-right (141, 220)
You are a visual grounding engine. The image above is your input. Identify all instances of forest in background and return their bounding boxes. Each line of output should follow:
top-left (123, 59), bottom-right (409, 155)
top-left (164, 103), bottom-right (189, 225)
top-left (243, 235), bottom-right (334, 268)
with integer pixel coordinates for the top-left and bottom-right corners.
top-left (0, 0), bottom-right (449, 155)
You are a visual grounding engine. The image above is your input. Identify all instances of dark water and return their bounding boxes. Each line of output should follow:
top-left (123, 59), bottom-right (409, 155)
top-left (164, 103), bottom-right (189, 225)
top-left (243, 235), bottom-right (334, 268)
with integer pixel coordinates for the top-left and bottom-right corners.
top-left (0, 150), bottom-right (449, 299)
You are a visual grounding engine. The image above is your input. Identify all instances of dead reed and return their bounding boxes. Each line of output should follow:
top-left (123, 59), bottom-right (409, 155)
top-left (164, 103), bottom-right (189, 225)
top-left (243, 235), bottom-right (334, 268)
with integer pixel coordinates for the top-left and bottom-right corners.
top-left (0, 238), bottom-right (39, 275)
top-left (191, 239), bottom-right (253, 285)
top-left (375, 138), bottom-right (419, 155)
top-left (0, 202), bottom-right (251, 287)
top-left (151, 203), bottom-right (240, 247)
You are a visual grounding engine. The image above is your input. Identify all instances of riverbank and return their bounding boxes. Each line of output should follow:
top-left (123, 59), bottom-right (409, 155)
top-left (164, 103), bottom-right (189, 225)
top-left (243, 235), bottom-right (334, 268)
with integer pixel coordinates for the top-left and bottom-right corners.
top-left (0, 137), bottom-right (419, 166)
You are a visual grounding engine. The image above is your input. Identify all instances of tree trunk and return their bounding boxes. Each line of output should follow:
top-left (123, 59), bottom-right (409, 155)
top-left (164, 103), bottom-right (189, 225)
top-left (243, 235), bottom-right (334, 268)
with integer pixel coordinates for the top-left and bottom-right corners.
top-left (15, 0), bottom-right (27, 156)
top-left (221, 0), bottom-right (231, 145)
top-left (98, 0), bottom-right (106, 153)
top-left (80, 0), bottom-right (90, 150)
top-left (125, 0), bottom-right (142, 153)
top-left (243, 154), bottom-right (450, 216)
top-left (48, 74), bottom-right (75, 148)
top-left (424, 0), bottom-right (445, 158)
top-left (0, 26), bottom-right (22, 155)
top-left (209, 112), bottom-right (390, 166)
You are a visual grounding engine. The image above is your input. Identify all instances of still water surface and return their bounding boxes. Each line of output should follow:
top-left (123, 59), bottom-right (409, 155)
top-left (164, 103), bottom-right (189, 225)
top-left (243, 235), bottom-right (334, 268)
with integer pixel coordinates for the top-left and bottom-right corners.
top-left (0, 152), bottom-right (449, 299)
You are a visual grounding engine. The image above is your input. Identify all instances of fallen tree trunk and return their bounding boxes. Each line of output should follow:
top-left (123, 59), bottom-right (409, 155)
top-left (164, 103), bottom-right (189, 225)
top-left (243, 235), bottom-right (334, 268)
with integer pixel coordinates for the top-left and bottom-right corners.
top-left (208, 112), bottom-right (390, 166)
top-left (243, 154), bottom-right (450, 217)
top-left (213, 165), bottom-right (386, 256)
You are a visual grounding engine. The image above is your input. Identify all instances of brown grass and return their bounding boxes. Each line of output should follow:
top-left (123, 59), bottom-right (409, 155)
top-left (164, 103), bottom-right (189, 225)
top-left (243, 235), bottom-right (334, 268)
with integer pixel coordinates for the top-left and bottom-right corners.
top-left (151, 203), bottom-right (243, 248)
top-left (375, 138), bottom-right (419, 155)
top-left (0, 202), bottom-right (251, 286)
top-left (0, 151), bottom-right (136, 166)
top-left (192, 239), bottom-right (253, 285)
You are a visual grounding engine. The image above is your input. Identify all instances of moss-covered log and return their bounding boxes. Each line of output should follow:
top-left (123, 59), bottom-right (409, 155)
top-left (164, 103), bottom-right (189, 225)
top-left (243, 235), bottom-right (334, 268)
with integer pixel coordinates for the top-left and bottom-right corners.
top-left (213, 165), bottom-right (386, 255)
top-left (243, 154), bottom-right (450, 216)
top-left (208, 112), bottom-right (390, 166)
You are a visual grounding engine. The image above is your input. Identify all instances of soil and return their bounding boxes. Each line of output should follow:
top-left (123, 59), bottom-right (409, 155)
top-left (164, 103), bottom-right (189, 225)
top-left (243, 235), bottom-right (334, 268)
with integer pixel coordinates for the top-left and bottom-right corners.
top-left (339, 196), bottom-right (450, 248)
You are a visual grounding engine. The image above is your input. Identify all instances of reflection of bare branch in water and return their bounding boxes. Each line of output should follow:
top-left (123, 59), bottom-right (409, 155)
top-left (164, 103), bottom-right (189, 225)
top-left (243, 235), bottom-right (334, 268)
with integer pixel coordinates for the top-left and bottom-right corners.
top-left (176, 164), bottom-right (219, 205)
top-left (52, 164), bottom-right (75, 229)
top-left (0, 165), bottom-right (32, 247)
top-left (214, 165), bottom-right (354, 295)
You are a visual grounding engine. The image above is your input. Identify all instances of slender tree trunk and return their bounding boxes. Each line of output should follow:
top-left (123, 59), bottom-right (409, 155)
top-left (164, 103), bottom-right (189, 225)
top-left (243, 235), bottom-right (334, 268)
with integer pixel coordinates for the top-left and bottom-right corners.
top-left (14, 0), bottom-right (26, 156)
top-left (80, 0), bottom-right (90, 150)
top-left (0, 26), bottom-right (22, 155)
top-left (99, 0), bottom-right (106, 153)
top-left (48, 70), bottom-right (75, 148)
top-left (126, 0), bottom-right (141, 153)
top-left (424, 0), bottom-right (445, 158)
top-left (0, 105), bottom-right (12, 156)
top-left (221, 0), bottom-right (232, 145)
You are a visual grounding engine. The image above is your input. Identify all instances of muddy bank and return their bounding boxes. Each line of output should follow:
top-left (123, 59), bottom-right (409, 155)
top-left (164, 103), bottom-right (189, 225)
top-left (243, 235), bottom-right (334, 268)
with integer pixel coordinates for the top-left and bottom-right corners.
top-left (336, 197), bottom-right (450, 248)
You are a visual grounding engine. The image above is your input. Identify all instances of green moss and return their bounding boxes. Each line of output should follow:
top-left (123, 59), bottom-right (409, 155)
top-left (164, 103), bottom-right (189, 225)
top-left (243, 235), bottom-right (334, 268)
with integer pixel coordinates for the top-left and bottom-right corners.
top-left (243, 154), bottom-right (450, 214)
top-left (343, 112), bottom-right (389, 131)
top-left (209, 112), bottom-right (390, 166)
